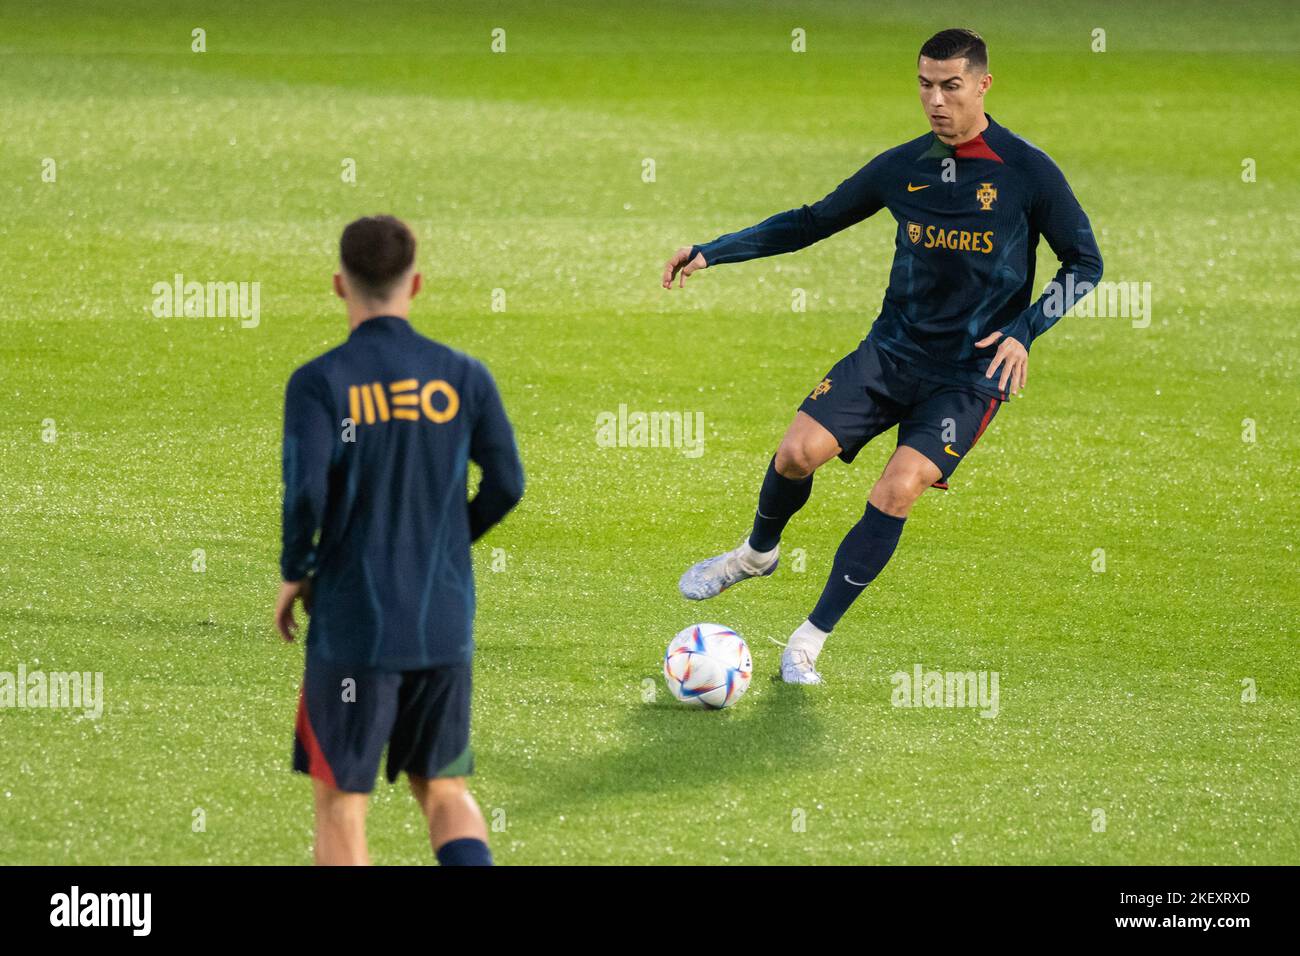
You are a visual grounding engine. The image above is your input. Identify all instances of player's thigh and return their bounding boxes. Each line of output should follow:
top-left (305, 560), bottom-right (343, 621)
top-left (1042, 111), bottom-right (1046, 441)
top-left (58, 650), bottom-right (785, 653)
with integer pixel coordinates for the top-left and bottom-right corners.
top-left (874, 445), bottom-right (942, 500)
top-left (896, 389), bottom-right (1002, 491)
top-left (312, 778), bottom-right (370, 825)
top-left (409, 773), bottom-right (467, 795)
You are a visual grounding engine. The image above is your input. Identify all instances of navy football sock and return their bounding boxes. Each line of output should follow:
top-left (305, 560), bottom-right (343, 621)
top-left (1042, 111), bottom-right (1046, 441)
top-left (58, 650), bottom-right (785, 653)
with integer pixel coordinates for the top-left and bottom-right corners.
top-left (436, 837), bottom-right (493, 866)
top-left (749, 457), bottom-right (814, 553)
top-left (808, 503), bottom-right (906, 633)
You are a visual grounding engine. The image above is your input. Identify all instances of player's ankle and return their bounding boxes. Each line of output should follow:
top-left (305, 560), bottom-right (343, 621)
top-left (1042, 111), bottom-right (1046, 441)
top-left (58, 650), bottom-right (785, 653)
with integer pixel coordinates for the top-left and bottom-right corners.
top-left (790, 619), bottom-right (829, 657)
top-left (738, 537), bottom-right (778, 573)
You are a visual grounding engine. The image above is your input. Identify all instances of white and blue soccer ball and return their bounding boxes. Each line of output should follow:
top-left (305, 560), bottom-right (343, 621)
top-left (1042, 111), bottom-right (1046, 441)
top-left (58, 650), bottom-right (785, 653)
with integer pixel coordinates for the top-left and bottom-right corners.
top-left (663, 623), bottom-right (752, 709)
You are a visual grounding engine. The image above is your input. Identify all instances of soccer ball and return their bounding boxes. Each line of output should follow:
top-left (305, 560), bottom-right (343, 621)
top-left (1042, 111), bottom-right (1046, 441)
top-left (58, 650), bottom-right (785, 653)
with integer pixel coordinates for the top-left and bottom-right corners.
top-left (663, 623), bottom-right (753, 709)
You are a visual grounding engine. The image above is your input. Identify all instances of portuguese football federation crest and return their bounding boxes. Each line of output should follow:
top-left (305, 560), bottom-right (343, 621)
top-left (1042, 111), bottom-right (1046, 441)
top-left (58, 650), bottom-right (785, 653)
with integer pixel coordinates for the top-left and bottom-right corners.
top-left (810, 377), bottom-right (832, 400)
top-left (976, 182), bottom-right (997, 211)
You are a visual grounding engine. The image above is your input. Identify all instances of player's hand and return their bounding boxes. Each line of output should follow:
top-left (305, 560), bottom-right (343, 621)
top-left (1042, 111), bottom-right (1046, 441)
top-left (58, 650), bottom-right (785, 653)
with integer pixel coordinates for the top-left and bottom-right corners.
top-left (976, 331), bottom-right (1028, 396)
top-left (274, 579), bottom-right (313, 642)
top-left (662, 247), bottom-right (706, 289)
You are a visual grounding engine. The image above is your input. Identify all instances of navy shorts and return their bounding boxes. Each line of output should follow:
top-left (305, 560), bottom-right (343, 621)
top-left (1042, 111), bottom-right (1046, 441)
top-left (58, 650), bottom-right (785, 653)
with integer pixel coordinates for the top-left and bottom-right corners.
top-left (293, 657), bottom-right (474, 793)
top-left (798, 341), bottom-right (1002, 489)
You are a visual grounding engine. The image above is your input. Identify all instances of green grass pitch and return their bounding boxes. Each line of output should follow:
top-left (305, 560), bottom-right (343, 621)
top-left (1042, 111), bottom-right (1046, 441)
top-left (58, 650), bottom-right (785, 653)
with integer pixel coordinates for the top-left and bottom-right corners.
top-left (1, 0), bottom-right (1296, 865)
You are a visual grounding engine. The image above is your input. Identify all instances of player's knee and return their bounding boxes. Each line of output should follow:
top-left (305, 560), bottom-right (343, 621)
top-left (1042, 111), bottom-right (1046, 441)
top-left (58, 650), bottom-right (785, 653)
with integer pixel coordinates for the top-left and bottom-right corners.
top-left (317, 791), bottom-right (365, 828)
top-left (774, 440), bottom-right (818, 480)
top-left (872, 470), bottom-right (928, 514)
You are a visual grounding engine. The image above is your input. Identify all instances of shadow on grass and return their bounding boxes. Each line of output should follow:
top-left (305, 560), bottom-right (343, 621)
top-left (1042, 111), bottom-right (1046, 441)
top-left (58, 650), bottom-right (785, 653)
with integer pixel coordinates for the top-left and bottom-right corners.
top-left (517, 680), bottom-right (829, 818)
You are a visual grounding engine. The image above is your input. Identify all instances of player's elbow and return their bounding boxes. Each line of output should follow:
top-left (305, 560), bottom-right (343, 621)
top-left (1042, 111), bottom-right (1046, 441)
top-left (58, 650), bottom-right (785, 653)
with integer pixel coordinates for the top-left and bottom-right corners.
top-left (468, 474), bottom-right (523, 544)
top-left (791, 206), bottom-right (826, 251)
top-left (485, 471), bottom-right (525, 524)
top-left (1080, 243), bottom-right (1103, 286)
top-left (500, 467), bottom-right (525, 510)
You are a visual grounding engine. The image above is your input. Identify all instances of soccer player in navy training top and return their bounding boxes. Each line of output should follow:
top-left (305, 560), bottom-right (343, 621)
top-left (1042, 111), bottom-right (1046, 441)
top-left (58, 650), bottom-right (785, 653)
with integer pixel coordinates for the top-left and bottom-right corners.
top-left (663, 30), bottom-right (1102, 684)
top-left (274, 216), bottom-right (524, 865)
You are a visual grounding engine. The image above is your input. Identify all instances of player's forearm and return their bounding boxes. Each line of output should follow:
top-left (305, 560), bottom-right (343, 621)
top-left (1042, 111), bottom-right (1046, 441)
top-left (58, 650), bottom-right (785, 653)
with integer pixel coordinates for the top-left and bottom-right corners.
top-left (279, 369), bottom-right (334, 580)
top-left (468, 465), bottom-right (524, 542)
top-left (279, 430), bottom-right (329, 582)
top-left (1003, 227), bottom-right (1103, 345)
top-left (691, 207), bottom-right (828, 266)
top-left (467, 378), bottom-right (524, 541)
top-left (691, 162), bottom-right (879, 267)
top-left (279, 500), bottom-right (319, 581)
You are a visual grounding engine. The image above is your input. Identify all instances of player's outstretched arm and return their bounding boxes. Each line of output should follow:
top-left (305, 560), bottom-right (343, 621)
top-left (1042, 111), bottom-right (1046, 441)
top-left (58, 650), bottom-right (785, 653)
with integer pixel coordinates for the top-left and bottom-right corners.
top-left (662, 157), bottom-right (885, 291)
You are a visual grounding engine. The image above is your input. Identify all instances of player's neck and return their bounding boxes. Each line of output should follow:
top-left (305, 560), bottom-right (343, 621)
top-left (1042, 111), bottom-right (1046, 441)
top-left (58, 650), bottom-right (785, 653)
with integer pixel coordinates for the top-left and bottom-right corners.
top-left (936, 111), bottom-right (989, 147)
top-left (348, 308), bottom-right (409, 331)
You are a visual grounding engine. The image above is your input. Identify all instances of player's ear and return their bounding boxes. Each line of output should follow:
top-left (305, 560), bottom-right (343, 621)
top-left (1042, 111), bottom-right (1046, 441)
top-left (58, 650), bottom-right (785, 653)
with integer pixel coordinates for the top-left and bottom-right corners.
top-left (333, 272), bottom-right (346, 300)
top-left (410, 272), bottom-right (422, 299)
top-left (979, 73), bottom-right (992, 96)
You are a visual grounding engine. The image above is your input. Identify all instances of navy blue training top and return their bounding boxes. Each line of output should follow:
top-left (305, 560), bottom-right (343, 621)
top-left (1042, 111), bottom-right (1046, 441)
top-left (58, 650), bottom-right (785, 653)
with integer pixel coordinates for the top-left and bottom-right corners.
top-left (280, 315), bottom-right (524, 669)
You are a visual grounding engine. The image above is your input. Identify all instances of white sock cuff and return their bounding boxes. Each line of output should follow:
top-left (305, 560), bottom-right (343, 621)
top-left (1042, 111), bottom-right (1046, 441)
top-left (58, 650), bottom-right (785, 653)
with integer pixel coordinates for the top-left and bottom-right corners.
top-left (790, 620), bottom-right (829, 655)
top-left (738, 537), bottom-right (778, 572)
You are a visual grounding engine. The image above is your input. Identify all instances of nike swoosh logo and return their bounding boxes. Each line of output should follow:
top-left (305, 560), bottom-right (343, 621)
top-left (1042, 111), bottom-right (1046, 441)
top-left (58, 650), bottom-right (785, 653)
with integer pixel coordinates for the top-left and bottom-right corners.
top-left (844, 575), bottom-right (869, 587)
top-left (907, 183), bottom-right (930, 192)
top-left (943, 444), bottom-right (961, 457)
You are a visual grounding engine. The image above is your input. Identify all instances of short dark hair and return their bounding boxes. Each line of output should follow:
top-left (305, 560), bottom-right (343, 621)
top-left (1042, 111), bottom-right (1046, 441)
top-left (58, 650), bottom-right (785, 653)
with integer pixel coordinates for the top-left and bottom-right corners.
top-left (919, 29), bottom-right (988, 74)
top-left (339, 215), bottom-right (417, 299)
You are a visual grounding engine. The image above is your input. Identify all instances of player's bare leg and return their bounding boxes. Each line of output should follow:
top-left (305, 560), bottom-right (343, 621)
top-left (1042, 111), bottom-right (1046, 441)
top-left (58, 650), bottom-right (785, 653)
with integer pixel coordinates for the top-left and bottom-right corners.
top-left (409, 775), bottom-right (493, 866)
top-left (867, 445), bottom-right (940, 518)
top-left (311, 779), bottom-right (370, 865)
top-left (781, 445), bottom-right (940, 684)
top-left (773, 410), bottom-right (842, 478)
top-left (679, 412), bottom-right (840, 600)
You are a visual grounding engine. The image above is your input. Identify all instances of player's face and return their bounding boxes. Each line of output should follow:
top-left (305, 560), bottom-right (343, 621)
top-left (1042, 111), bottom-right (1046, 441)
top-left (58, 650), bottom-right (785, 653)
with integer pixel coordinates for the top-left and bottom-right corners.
top-left (917, 56), bottom-right (989, 140)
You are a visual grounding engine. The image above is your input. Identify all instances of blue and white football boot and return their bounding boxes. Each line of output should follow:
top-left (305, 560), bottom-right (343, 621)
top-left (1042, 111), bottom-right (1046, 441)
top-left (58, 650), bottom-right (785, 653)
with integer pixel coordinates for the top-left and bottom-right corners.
top-left (678, 538), bottom-right (779, 601)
